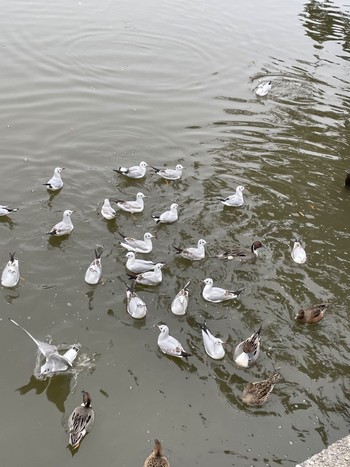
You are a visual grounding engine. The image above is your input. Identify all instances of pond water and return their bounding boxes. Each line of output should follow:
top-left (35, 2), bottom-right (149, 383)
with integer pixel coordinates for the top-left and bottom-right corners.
top-left (1, 0), bottom-right (350, 466)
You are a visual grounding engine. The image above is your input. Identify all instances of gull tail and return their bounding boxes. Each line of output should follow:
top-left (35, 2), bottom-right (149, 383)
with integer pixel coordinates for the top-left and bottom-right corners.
top-left (94, 245), bottom-right (103, 259)
top-left (172, 245), bottom-right (182, 254)
top-left (181, 351), bottom-right (192, 360)
top-left (117, 231), bottom-right (127, 240)
top-left (149, 165), bottom-right (160, 173)
top-left (113, 167), bottom-right (127, 175)
top-left (151, 215), bottom-right (161, 224)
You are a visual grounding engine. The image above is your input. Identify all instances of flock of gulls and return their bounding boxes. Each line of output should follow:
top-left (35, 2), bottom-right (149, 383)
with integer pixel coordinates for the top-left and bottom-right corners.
top-left (2, 136), bottom-right (329, 463)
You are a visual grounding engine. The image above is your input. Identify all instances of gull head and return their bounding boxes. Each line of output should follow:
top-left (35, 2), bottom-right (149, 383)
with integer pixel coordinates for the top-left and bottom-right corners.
top-left (203, 278), bottom-right (213, 286)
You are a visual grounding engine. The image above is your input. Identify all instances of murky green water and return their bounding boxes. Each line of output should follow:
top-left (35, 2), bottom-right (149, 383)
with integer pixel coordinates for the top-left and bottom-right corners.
top-left (1, 0), bottom-right (350, 465)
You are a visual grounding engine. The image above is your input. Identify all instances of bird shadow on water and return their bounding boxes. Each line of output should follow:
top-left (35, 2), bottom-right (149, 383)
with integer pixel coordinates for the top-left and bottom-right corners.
top-left (16, 373), bottom-right (74, 413)
top-left (0, 216), bottom-right (16, 230)
top-left (45, 191), bottom-right (62, 210)
top-left (47, 234), bottom-right (71, 250)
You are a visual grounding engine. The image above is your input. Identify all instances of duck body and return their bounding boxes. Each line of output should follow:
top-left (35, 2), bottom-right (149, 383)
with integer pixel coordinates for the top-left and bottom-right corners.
top-left (173, 239), bottom-right (206, 261)
top-left (143, 439), bottom-right (170, 467)
top-left (126, 281), bottom-right (147, 319)
top-left (47, 209), bottom-right (74, 236)
top-left (220, 185), bottom-right (245, 207)
top-left (202, 278), bottom-right (242, 303)
top-left (68, 390), bottom-right (95, 449)
top-left (171, 281), bottom-right (190, 315)
top-left (217, 241), bottom-right (264, 261)
top-left (113, 192), bottom-right (145, 213)
top-left (201, 322), bottom-right (225, 359)
top-left (101, 199), bottom-right (116, 220)
top-left (119, 231), bottom-right (154, 254)
top-left (84, 247), bottom-right (103, 285)
top-left (291, 241), bottom-right (306, 264)
top-left (255, 81), bottom-right (272, 97)
top-left (129, 263), bottom-right (165, 286)
top-left (113, 161), bottom-right (148, 179)
top-left (157, 324), bottom-right (191, 359)
top-left (0, 205), bottom-right (18, 216)
top-left (150, 164), bottom-right (184, 180)
top-left (44, 167), bottom-right (64, 191)
top-left (242, 370), bottom-right (280, 405)
top-left (295, 303), bottom-right (328, 324)
top-left (1, 252), bottom-right (20, 287)
top-left (234, 325), bottom-right (262, 368)
top-left (125, 251), bottom-right (156, 274)
top-left (152, 203), bottom-right (178, 224)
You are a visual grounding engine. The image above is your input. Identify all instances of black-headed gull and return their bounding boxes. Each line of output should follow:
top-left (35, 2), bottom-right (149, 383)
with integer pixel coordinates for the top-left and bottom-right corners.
top-left (126, 280), bottom-right (147, 319)
top-left (152, 203), bottom-right (178, 224)
top-left (43, 167), bottom-right (64, 191)
top-left (219, 186), bottom-right (245, 207)
top-left (255, 81), bottom-right (272, 97)
top-left (0, 205), bottom-right (18, 217)
top-left (119, 231), bottom-right (155, 254)
top-left (156, 324), bottom-right (191, 359)
top-left (47, 209), bottom-right (74, 236)
top-left (171, 281), bottom-right (190, 315)
top-left (150, 164), bottom-right (184, 180)
top-left (113, 161), bottom-right (148, 179)
top-left (1, 252), bottom-right (20, 288)
top-left (201, 322), bottom-right (225, 359)
top-left (291, 241), bottom-right (306, 264)
top-left (84, 247), bottom-right (103, 285)
top-left (173, 239), bottom-right (206, 261)
top-left (125, 252), bottom-right (156, 274)
top-left (113, 192), bottom-right (145, 213)
top-left (128, 263), bottom-right (165, 286)
top-left (202, 277), bottom-right (242, 303)
top-left (101, 199), bottom-right (116, 220)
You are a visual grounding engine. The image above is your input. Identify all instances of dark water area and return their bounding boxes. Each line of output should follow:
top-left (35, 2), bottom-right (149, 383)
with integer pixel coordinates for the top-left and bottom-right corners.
top-left (0, 0), bottom-right (350, 465)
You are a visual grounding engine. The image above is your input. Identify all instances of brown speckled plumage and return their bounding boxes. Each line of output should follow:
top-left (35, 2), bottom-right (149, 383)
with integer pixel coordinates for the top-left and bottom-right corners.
top-left (295, 303), bottom-right (328, 324)
top-left (143, 439), bottom-right (170, 467)
top-left (242, 370), bottom-right (280, 406)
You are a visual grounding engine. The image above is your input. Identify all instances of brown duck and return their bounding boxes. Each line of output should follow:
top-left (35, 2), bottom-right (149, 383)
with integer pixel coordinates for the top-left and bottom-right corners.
top-left (242, 370), bottom-right (280, 406)
top-left (295, 303), bottom-right (328, 324)
top-left (143, 439), bottom-right (170, 467)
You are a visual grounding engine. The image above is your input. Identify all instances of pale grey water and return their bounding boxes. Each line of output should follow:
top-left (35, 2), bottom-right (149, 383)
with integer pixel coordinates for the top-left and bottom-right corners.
top-left (1, 0), bottom-right (350, 466)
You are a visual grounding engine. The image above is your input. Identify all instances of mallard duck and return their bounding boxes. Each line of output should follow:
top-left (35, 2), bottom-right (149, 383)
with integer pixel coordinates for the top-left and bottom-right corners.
top-left (216, 240), bottom-right (264, 261)
top-left (101, 198), bottom-right (116, 220)
top-left (84, 247), bottom-right (103, 285)
top-left (126, 280), bottom-right (147, 319)
top-left (68, 390), bottom-right (95, 449)
top-left (173, 239), bottom-right (206, 261)
top-left (113, 161), bottom-right (148, 179)
top-left (47, 209), bottom-right (74, 236)
top-left (128, 263), bottom-right (165, 286)
top-left (43, 167), bottom-right (64, 191)
top-left (0, 205), bottom-right (18, 217)
top-left (1, 252), bottom-right (20, 287)
top-left (219, 185), bottom-right (245, 207)
top-left (157, 324), bottom-right (191, 359)
top-left (255, 81), bottom-right (272, 97)
top-left (201, 321), bottom-right (225, 359)
top-left (234, 325), bottom-right (262, 368)
top-left (152, 203), bottom-right (179, 224)
top-left (242, 370), bottom-right (280, 405)
top-left (119, 231), bottom-right (155, 254)
top-left (171, 281), bottom-right (190, 315)
top-left (143, 439), bottom-right (170, 467)
top-left (113, 192), bottom-right (145, 213)
top-left (150, 164), bottom-right (184, 181)
top-left (295, 303), bottom-right (328, 324)
top-left (291, 241), bottom-right (306, 264)
top-left (202, 278), bottom-right (242, 303)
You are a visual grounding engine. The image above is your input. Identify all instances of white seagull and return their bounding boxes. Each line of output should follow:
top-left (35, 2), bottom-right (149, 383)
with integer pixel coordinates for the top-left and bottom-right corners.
top-left (291, 241), bottom-right (306, 264)
top-left (84, 247), bottom-right (103, 285)
top-left (113, 192), bottom-right (145, 213)
top-left (118, 231), bottom-right (155, 254)
top-left (157, 324), bottom-right (191, 359)
top-left (128, 263), bottom-right (165, 286)
top-left (0, 205), bottom-right (18, 217)
top-left (101, 199), bottom-right (116, 220)
top-left (171, 281), bottom-right (190, 315)
top-left (202, 277), bottom-right (242, 303)
top-left (9, 318), bottom-right (79, 377)
top-left (125, 252), bottom-right (156, 274)
top-left (43, 167), bottom-right (64, 191)
top-left (1, 252), bottom-right (20, 287)
top-left (201, 322), bottom-right (225, 360)
top-left (220, 186), bottom-right (245, 207)
top-left (150, 164), bottom-right (184, 181)
top-left (255, 81), bottom-right (272, 97)
top-left (126, 280), bottom-right (147, 319)
top-left (173, 238), bottom-right (206, 261)
top-left (47, 209), bottom-right (74, 236)
top-left (113, 161), bottom-right (148, 179)
top-left (152, 203), bottom-right (179, 224)
top-left (234, 325), bottom-right (262, 368)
